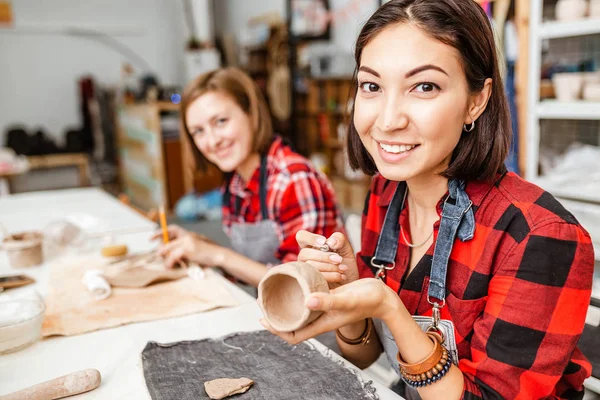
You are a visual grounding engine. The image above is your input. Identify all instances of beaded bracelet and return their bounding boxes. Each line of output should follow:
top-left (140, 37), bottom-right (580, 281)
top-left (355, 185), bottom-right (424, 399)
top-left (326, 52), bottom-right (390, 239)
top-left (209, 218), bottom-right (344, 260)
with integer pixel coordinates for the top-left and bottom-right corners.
top-left (397, 332), bottom-right (453, 388)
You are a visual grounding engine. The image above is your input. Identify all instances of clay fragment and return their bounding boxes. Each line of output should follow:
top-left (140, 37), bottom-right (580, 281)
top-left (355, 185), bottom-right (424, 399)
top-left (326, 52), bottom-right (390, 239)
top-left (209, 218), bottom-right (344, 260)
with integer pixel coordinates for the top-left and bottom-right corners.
top-left (203, 377), bottom-right (254, 399)
top-left (102, 252), bottom-right (187, 288)
top-left (258, 261), bottom-right (329, 332)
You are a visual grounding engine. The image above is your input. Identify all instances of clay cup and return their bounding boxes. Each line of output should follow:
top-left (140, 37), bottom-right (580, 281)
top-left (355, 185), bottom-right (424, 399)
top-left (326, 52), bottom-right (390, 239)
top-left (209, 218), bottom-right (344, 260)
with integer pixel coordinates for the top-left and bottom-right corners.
top-left (258, 261), bottom-right (329, 332)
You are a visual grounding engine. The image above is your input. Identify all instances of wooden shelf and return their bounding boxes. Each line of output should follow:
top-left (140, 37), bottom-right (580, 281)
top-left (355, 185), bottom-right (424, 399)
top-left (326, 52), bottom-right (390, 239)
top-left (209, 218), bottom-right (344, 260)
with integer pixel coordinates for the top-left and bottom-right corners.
top-left (536, 100), bottom-right (600, 120)
top-left (539, 18), bottom-right (600, 39)
top-left (324, 138), bottom-right (343, 149)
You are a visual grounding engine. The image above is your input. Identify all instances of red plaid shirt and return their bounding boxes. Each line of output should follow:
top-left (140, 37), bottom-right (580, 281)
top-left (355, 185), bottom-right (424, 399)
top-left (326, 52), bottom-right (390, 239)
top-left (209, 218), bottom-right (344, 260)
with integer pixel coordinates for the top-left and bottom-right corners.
top-left (222, 137), bottom-right (343, 264)
top-left (357, 172), bottom-right (594, 399)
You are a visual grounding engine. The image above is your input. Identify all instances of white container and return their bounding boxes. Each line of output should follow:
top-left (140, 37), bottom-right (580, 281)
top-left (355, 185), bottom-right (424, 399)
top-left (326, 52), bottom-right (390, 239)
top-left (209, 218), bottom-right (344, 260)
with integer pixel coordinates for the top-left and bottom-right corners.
top-left (0, 292), bottom-right (45, 354)
top-left (552, 72), bottom-right (584, 101)
top-left (2, 231), bottom-right (44, 268)
top-left (583, 82), bottom-right (600, 101)
top-left (582, 71), bottom-right (600, 84)
top-left (590, 0), bottom-right (600, 16)
top-left (555, 0), bottom-right (589, 21)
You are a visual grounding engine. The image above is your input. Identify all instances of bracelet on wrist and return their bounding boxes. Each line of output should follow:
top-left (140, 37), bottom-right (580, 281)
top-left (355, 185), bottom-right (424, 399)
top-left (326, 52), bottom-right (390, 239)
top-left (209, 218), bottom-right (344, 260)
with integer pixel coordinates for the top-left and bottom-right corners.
top-left (397, 332), bottom-right (452, 388)
top-left (336, 318), bottom-right (373, 346)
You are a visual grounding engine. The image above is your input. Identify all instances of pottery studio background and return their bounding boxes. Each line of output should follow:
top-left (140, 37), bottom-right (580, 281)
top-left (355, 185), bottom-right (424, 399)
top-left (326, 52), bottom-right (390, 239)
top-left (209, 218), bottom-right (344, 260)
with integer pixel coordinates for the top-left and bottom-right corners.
top-left (1, 0), bottom-right (600, 398)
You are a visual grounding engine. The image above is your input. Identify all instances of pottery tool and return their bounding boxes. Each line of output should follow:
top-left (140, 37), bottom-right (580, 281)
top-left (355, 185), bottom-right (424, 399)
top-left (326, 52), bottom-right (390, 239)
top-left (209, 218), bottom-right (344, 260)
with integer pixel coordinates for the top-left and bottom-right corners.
top-left (159, 205), bottom-right (169, 244)
top-left (318, 243), bottom-right (330, 252)
top-left (0, 369), bottom-right (101, 400)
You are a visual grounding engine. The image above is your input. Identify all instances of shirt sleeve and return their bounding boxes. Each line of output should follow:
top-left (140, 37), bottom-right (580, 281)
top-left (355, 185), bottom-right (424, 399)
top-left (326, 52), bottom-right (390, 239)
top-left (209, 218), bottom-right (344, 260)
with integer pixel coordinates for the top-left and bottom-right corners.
top-left (459, 221), bottom-right (594, 399)
top-left (275, 170), bottom-right (342, 263)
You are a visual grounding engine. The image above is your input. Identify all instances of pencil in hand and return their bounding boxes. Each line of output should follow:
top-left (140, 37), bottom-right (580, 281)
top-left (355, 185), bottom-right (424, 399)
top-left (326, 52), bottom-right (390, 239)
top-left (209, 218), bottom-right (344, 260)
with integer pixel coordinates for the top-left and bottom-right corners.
top-left (159, 205), bottom-right (169, 244)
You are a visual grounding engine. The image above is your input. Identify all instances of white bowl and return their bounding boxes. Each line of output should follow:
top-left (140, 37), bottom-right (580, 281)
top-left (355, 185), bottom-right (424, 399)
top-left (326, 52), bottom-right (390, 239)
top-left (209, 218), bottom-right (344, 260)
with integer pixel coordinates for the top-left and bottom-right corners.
top-left (0, 294), bottom-right (45, 354)
top-left (583, 82), bottom-right (600, 101)
top-left (552, 72), bottom-right (584, 101)
top-left (590, 0), bottom-right (600, 16)
top-left (582, 71), bottom-right (600, 84)
top-left (556, 0), bottom-right (588, 21)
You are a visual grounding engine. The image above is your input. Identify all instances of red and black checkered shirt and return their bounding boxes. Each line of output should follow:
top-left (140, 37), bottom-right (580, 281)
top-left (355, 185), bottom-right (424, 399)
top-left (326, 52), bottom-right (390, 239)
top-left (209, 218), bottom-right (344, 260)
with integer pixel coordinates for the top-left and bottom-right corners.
top-left (222, 136), bottom-right (343, 264)
top-left (357, 172), bottom-right (594, 399)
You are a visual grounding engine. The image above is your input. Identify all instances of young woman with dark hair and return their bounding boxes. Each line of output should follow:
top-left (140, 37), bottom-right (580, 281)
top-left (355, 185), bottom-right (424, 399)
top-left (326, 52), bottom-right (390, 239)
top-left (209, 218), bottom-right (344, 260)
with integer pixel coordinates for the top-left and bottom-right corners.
top-left (263, 1), bottom-right (594, 398)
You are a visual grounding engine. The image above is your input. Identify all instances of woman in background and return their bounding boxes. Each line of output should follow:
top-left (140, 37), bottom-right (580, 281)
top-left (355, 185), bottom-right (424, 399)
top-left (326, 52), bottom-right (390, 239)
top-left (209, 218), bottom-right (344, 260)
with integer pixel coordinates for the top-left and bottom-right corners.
top-left (156, 67), bottom-right (343, 288)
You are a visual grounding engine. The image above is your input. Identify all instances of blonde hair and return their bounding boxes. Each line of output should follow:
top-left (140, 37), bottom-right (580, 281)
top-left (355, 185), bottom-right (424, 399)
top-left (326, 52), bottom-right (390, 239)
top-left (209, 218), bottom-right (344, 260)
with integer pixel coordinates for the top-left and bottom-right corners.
top-left (180, 67), bottom-right (273, 171)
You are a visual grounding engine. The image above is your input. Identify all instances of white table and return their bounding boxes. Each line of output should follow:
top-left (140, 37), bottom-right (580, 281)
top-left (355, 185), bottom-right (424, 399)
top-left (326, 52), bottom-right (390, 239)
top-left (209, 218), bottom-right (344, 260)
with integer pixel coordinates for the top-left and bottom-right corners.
top-left (0, 188), bottom-right (403, 399)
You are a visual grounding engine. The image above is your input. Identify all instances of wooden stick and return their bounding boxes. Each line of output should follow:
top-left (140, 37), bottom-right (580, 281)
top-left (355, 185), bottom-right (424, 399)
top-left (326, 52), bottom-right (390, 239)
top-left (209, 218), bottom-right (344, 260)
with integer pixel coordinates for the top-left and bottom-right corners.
top-left (0, 369), bottom-right (101, 400)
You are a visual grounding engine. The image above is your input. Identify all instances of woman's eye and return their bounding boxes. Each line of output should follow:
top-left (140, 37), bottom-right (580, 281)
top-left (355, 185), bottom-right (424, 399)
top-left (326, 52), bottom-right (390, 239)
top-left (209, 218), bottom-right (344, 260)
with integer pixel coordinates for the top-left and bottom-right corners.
top-left (216, 118), bottom-right (227, 126)
top-left (360, 82), bottom-right (380, 93)
top-left (191, 128), bottom-right (204, 136)
top-left (413, 82), bottom-right (439, 93)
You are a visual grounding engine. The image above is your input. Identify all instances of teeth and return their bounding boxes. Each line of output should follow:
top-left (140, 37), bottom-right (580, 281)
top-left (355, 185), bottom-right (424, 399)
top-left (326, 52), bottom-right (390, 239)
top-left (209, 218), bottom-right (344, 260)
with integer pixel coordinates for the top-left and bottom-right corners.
top-left (379, 142), bottom-right (416, 154)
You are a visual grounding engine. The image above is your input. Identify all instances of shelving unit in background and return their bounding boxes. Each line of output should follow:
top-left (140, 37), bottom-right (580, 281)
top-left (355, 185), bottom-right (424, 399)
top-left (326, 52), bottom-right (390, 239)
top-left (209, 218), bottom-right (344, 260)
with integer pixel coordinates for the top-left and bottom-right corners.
top-left (116, 102), bottom-right (222, 212)
top-left (294, 76), bottom-right (370, 213)
top-left (527, 1), bottom-right (600, 393)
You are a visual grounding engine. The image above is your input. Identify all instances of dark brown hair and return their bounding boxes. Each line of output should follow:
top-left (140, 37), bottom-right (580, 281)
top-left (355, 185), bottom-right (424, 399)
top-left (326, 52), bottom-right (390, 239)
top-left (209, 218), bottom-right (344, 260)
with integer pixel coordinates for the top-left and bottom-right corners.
top-left (347, 0), bottom-right (511, 181)
top-left (180, 67), bottom-right (273, 171)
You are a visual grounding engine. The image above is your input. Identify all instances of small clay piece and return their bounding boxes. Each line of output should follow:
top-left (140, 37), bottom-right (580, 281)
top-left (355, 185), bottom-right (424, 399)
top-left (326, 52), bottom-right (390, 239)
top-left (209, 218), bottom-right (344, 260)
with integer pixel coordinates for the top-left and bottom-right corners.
top-left (204, 378), bottom-right (254, 400)
top-left (102, 252), bottom-right (187, 288)
top-left (2, 231), bottom-right (44, 268)
top-left (101, 244), bottom-right (128, 258)
top-left (0, 368), bottom-right (101, 400)
top-left (258, 261), bottom-right (329, 332)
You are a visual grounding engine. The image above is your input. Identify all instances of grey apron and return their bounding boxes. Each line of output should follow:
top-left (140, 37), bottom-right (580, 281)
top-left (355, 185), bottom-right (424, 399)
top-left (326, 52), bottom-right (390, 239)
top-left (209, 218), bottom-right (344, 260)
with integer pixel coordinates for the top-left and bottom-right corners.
top-left (369, 180), bottom-right (475, 398)
top-left (225, 155), bottom-right (281, 295)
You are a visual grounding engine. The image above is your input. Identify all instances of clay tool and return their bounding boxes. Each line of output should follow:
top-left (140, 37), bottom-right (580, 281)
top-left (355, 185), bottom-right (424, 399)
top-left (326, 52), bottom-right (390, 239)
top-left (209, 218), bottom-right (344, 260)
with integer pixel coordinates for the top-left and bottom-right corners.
top-left (0, 369), bottom-right (101, 400)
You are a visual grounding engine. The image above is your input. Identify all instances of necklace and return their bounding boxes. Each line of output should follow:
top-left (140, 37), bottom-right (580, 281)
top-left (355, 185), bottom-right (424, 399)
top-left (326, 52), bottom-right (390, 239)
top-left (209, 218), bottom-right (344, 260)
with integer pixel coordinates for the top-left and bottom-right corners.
top-left (400, 187), bottom-right (434, 248)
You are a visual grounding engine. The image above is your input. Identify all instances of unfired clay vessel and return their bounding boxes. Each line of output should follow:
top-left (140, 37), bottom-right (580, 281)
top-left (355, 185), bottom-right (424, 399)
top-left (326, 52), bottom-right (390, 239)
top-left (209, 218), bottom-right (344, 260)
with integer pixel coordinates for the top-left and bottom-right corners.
top-left (2, 231), bottom-right (44, 268)
top-left (258, 261), bottom-right (329, 332)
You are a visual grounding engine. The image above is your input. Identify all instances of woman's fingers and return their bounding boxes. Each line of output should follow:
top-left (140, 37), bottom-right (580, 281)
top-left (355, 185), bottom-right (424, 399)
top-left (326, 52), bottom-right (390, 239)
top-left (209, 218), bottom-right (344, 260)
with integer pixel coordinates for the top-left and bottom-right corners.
top-left (305, 291), bottom-right (354, 313)
top-left (151, 225), bottom-right (185, 241)
top-left (298, 247), bottom-right (343, 263)
top-left (325, 232), bottom-right (355, 259)
top-left (295, 230), bottom-right (327, 249)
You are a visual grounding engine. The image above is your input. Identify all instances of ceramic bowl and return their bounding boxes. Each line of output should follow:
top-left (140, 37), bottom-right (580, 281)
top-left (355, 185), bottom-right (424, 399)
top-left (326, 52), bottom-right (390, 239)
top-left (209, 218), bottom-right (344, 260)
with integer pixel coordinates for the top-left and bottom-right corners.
top-left (0, 292), bottom-right (45, 354)
top-left (258, 261), bottom-right (329, 333)
top-left (2, 231), bottom-right (44, 268)
top-left (583, 82), bottom-right (600, 100)
top-left (552, 72), bottom-right (584, 101)
top-left (555, 0), bottom-right (588, 21)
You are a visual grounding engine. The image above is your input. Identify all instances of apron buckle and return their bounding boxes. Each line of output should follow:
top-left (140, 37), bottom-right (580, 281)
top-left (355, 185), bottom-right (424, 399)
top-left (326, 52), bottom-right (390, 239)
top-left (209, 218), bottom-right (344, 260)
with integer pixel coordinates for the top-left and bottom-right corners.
top-left (370, 259), bottom-right (396, 279)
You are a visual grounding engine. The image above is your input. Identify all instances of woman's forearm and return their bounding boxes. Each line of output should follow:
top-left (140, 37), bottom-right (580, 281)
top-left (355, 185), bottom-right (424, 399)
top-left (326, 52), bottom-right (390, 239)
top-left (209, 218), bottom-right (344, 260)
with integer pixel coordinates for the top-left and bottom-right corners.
top-left (213, 247), bottom-right (268, 287)
top-left (382, 304), bottom-right (464, 400)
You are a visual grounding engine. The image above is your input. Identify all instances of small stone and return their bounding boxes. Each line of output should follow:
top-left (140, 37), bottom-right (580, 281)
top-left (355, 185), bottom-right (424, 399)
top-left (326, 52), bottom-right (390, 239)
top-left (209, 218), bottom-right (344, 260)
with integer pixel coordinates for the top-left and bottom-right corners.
top-left (204, 377), bottom-right (254, 400)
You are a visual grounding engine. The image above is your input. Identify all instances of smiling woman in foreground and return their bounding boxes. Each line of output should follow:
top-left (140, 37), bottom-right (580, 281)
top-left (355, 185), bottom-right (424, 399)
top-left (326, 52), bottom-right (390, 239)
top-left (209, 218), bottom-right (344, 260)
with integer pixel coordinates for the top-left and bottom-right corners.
top-left (262, 0), bottom-right (595, 399)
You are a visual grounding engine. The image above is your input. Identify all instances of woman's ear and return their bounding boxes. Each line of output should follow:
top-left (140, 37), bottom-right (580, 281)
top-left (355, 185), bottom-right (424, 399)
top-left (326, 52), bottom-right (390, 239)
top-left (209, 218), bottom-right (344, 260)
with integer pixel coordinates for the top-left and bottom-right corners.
top-left (465, 78), bottom-right (493, 124)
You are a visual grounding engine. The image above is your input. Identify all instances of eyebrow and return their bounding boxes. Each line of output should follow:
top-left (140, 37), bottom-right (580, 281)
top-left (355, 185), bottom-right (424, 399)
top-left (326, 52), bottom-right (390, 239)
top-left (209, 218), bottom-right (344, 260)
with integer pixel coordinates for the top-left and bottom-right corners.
top-left (358, 64), bottom-right (449, 78)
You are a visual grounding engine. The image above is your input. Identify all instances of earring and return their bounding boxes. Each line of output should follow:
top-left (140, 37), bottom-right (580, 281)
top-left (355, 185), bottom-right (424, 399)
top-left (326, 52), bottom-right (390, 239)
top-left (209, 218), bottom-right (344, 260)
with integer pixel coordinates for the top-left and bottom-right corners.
top-left (463, 120), bottom-right (475, 132)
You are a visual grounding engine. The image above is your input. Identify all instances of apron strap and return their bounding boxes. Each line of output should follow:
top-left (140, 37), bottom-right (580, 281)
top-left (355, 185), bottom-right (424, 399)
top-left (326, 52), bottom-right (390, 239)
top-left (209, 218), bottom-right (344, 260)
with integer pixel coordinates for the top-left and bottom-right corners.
top-left (370, 179), bottom-right (475, 303)
top-left (259, 155), bottom-right (269, 220)
top-left (371, 182), bottom-right (406, 274)
top-left (428, 180), bottom-right (475, 304)
top-left (223, 156), bottom-right (269, 219)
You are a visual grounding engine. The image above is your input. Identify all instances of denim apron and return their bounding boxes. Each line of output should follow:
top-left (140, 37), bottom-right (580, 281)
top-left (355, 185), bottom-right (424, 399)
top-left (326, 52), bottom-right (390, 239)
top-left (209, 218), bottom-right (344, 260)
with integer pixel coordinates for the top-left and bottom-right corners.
top-left (369, 180), bottom-right (475, 395)
top-left (224, 156), bottom-right (281, 295)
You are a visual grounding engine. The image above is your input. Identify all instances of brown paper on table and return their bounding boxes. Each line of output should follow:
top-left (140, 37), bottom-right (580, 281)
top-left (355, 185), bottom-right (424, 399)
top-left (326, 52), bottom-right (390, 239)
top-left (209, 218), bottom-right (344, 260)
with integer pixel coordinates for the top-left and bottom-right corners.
top-left (41, 256), bottom-right (238, 337)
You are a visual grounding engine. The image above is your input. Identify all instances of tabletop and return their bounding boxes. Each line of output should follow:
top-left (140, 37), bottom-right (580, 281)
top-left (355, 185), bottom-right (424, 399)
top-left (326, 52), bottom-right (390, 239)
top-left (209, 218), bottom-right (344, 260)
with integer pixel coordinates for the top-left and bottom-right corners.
top-left (0, 188), bottom-right (403, 399)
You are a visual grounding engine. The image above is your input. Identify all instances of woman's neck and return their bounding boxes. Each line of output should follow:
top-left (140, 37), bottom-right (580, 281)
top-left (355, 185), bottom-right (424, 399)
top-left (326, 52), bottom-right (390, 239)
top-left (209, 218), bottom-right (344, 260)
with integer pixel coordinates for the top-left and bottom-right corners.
top-left (406, 173), bottom-right (449, 215)
top-left (236, 152), bottom-right (261, 182)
